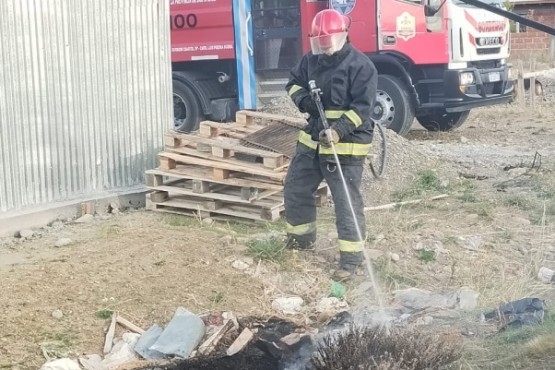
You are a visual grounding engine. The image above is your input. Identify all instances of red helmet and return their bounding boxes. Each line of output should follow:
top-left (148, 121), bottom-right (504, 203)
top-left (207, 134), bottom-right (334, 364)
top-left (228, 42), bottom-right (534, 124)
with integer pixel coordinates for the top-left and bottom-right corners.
top-left (309, 9), bottom-right (350, 55)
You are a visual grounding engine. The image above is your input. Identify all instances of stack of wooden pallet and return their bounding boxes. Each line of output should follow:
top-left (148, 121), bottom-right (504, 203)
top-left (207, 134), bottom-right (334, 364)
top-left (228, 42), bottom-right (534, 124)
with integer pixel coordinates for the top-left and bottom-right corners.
top-left (145, 110), bottom-right (329, 223)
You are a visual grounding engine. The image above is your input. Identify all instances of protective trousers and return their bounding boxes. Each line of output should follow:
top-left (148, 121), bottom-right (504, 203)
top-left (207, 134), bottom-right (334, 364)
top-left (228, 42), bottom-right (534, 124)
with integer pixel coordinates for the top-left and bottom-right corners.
top-left (284, 145), bottom-right (366, 264)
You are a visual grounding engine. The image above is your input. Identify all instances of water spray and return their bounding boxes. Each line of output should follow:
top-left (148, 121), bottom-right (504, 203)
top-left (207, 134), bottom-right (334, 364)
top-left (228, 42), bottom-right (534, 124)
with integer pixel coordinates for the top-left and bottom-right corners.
top-left (308, 80), bottom-right (387, 320)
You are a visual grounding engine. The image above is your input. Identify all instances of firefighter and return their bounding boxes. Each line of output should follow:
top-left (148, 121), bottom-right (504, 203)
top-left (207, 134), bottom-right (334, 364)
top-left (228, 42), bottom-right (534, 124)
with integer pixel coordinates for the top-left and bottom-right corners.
top-left (284, 8), bottom-right (377, 280)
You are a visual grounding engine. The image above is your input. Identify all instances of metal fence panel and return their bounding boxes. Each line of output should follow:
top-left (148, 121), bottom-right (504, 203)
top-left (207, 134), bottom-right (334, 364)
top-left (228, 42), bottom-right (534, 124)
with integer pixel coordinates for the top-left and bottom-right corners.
top-left (0, 0), bottom-right (172, 213)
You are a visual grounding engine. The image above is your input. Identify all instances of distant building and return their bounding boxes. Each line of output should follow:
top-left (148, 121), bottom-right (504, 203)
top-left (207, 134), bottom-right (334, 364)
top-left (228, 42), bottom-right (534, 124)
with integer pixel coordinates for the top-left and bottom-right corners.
top-left (509, 0), bottom-right (555, 56)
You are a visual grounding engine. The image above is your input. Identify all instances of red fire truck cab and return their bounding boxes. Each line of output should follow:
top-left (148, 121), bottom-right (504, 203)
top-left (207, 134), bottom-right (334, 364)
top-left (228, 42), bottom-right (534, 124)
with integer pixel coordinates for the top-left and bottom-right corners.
top-left (171, 0), bottom-right (513, 136)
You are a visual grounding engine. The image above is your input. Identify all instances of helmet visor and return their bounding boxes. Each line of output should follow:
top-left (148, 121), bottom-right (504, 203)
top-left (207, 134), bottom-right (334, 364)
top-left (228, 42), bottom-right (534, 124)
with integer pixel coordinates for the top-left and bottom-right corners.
top-left (309, 31), bottom-right (348, 55)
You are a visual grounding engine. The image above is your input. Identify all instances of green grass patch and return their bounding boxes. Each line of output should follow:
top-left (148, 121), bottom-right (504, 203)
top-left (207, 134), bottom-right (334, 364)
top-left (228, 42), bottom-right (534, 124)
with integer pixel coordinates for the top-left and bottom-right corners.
top-left (247, 235), bottom-right (286, 263)
top-left (95, 309), bottom-right (114, 319)
top-left (163, 214), bottom-right (198, 227)
top-left (211, 291), bottom-right (225, 306)
top-left (40, 332), bottom-right (77, 359)
top-left (416, 249), bottom-right (436, 263)
top-left (392, 169), bottom-right (446, 202)
top-left (502, 194), bottom-right (537, 211)
top-left (225, 218), bottom-right (287, 236)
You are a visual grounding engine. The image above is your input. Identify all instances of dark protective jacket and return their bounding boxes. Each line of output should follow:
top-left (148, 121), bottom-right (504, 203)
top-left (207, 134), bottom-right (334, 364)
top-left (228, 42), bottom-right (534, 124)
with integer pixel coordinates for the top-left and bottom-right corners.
top-left (285, 42), bottom-right (378, 164)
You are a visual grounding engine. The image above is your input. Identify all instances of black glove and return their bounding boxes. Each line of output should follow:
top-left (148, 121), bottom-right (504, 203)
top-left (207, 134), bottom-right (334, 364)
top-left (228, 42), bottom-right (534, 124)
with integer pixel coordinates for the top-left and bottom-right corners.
top-left (318, 128), bottom-right (340, 147)
top-left (299, 96), bottom-right (318, 116)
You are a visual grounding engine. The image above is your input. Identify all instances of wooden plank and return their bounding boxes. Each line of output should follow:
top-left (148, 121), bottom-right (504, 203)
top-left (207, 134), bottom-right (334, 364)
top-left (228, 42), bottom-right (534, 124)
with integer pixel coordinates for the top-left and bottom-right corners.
top-left (192, 180), bottom-right (210, 194)
top-left (148, 185), bottom-right (284, 208)
top-left (145, 167), bottom-right (283, 191)
top-left (165, 136), bottom-right (182, 148)
top-left (159, 152), bottom-right (287, 181)
top-left (235, 111), bottom-right (254, 126)
top-left (103, 314), bottom-right (117, 354)
top-left (147, 207), bottom-right (268, 224)
top-left (198, 121), bottom-right (264, 137)
top-left (149, 198), bottom-right (283, 222)
top-left (254, 189), bottom-right (281, 201)
top-left (145, 173), bottom-right (164, 187)
top-left (150, 191), bottom-right (169, 203)
top-left (149, 185), bottom-right (253, 204)
top-left (263, 156), bottom-right (285, 169)
top-left (116, 315), bottom-right (145, 334)
top-left (213, 168), bottom-right (231, 180)
top-left (81, 202), bottom-right (95, 216)
top-left (241, 187), bottom-right (256, 200)
top-left (199, 124), bottom-right (218, 138)
top-left (197, 319), bottom-right (235, 355)
top-left (212, 146), bottom-right (232, 158)
top-left (160, 157), bottom-right (176, 170)
top-left (166, 131), bottom-right (284, 160)
top-left (203, 200), bottom-right (222, 210)
top-left (167, 139), bottom-right (288, 170)
top-left (235, 110), bottom-right (306, 127)
top-left (226, 328), bottom-right (254, 356)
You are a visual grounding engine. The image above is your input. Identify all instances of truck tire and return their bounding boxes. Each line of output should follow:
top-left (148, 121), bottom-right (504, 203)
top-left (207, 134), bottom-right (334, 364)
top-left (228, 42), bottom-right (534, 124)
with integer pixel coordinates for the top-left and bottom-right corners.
top-left (416, 110), bottom-right (470, 132)
top-left (173, 79), bottom-right (204, 133)
top-left (372, 74), bottom-right (415, 137)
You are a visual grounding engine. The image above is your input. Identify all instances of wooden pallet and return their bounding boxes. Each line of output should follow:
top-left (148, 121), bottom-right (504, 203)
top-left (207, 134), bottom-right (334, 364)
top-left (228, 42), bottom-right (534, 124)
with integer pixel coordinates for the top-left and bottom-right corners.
top-left (145, 171), bottom-right (329, 222)
top-left (164, 129), bottom-right (288, 170)
top-left (146, 193), bottom-right (284, 222)
top-left (145, 110), bottom-right (328, 223)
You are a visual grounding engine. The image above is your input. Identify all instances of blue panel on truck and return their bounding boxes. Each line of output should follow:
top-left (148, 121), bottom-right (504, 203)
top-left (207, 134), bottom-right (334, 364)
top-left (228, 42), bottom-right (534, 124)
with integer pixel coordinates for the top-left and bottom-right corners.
top-left (233, 0), bottom-right (257, 110)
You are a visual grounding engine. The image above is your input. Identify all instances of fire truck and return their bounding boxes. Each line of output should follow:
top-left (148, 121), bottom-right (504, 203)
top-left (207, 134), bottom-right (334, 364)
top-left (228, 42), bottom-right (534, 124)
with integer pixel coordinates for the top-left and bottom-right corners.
top-left (170, 0), bottom-right (513, 136)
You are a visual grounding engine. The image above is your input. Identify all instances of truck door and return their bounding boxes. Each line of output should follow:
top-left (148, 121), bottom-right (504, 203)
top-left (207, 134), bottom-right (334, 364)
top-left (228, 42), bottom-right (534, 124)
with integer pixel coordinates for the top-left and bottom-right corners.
top-left (250, 0), bottom-right (303, 99)
top-left (252, 0), bottom-right (302, 71)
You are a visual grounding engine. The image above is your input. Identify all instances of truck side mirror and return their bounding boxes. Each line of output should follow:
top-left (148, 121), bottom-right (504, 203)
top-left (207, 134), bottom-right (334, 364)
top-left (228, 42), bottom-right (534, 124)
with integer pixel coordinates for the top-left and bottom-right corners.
top-left (424, 4), bottom-right (438, 16)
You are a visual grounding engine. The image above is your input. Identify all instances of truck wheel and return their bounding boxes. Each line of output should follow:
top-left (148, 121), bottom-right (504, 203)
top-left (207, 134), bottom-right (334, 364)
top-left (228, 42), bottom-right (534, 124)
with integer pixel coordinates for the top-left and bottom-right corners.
top-left (416, 110), bottom-right (470, 132)
top-left (173, 79), bottom-right (204, 132)
top-left (372, 75), bottom-right (415, 137)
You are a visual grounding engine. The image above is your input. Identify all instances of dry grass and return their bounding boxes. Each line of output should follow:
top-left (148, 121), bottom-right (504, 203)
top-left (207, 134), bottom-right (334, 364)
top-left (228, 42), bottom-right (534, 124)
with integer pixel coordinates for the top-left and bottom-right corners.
top-left (312, 325), bottom-right (462, 370)
top-left (3, 101), bottom-right (555, 369)
top-left (460, 311), bottom-right (555, 369)
top-left (0, 212), bottom-right (330, 369)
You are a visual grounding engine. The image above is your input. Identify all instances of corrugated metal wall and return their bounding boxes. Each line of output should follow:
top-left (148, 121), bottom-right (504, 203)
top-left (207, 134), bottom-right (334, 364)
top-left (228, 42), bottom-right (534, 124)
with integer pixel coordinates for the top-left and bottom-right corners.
top-left (0, 0), bottom-right (172, 213)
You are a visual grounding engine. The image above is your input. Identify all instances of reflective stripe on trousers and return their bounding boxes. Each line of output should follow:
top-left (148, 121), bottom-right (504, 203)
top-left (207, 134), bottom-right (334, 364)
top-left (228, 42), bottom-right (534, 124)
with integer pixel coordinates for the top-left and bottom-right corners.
top-left (338, 239), bottom-right (365, 252)
top-left (286, 221), bottom-right (317, 236)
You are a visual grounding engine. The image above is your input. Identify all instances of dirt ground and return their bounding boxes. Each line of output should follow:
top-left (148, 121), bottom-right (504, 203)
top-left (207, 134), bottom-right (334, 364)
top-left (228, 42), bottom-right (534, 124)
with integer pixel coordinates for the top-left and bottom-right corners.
top-left (2, 76), bottom-right (555, 369)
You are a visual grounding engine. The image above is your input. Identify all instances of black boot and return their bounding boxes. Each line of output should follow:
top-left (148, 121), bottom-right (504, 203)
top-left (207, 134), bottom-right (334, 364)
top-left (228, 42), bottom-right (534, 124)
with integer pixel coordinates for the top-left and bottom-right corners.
top-left (285, 233), bottom-right (316, 250)
top-left (333, 251), bottom-right (364, 281)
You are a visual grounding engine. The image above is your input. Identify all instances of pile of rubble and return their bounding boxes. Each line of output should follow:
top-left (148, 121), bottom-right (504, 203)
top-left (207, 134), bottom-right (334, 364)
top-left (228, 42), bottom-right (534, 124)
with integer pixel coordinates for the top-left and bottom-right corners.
top-left (38, 308), bottom-right (318, 370)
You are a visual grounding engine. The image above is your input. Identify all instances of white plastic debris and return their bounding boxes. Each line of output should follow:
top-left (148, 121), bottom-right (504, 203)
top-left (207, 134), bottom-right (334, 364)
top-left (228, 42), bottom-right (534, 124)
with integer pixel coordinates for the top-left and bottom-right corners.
top-left (101, 333), bottom-right (140, 370)
top-left (39, 358), bottom-right (80, 370)
top-left (272, 297), bottom-right (304, 315)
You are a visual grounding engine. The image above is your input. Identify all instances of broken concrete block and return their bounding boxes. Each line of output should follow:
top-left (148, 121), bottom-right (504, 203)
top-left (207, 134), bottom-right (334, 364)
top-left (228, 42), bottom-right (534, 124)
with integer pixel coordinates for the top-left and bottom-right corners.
top-left (17, 229), bottom-right (34, 239)
top-left (134, 324), bottom-right (165, 360)
top-left (458, 287), bottom-right (479, 310)
top-left (149, 307), bottom-right (206, 358)
top-left (232, 260), bottom-right (250, 271)
top-left (54, 238), bottom-right (73, 248)
top-left (316, 297), bottom-right (349, 314)
top-left (272, 297), bottom-right (304, 315)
